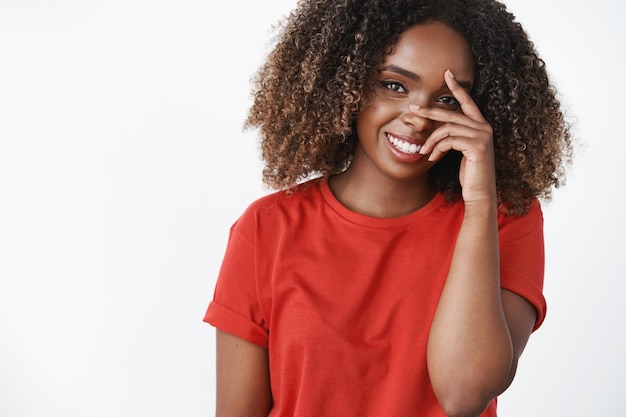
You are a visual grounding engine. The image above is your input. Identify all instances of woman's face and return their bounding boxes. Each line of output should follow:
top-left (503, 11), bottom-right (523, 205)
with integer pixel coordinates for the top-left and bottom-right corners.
top-left (352, 21), bottom-right (475, 185)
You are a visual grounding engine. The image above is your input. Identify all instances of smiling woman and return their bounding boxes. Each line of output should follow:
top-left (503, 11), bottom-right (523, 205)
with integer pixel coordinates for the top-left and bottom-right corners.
top-left (203, 0), bottom-right (572, 416)
top-left (337, 22), bottom-right (478, 213)
top-left (3, 0), bottom-right (626, 416)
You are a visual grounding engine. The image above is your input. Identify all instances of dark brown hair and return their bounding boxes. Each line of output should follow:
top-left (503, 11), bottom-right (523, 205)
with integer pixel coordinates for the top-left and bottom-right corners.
top-left (245, 0), bottom-right (573, 214)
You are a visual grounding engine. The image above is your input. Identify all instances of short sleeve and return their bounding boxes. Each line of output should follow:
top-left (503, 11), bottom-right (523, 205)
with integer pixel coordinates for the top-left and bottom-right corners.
top-left (203, 210), bottom-right (269, 348)
top-left (498, 201), bottom-right (547, 331)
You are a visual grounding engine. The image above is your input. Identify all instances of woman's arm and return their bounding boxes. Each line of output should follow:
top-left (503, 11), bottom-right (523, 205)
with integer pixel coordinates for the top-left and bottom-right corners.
top-left (215, 329), bottom-right (272, 417)
top-left (416, 70), bottom-right (538, 417)
top-left (426, 202), bottom-right (536, 417)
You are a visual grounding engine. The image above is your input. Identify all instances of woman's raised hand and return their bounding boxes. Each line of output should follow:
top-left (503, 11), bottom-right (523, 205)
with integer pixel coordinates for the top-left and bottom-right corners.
top-left (411, 70), bottom-right (496, 207)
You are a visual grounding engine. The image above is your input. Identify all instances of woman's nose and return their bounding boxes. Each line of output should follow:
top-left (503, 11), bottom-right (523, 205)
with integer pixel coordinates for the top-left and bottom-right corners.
top-left (400, 106), bottom-right (433, 133)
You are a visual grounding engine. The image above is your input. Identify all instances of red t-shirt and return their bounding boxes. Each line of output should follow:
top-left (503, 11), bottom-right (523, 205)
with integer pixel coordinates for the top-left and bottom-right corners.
top-left (204, 178), bottom-right (546, 416)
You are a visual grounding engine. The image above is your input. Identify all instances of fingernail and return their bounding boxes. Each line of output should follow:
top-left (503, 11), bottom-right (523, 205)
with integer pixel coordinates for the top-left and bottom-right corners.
top-left (410, 104), bottom-right (421, 111)
top-left (446, 69), bottom-right (455, 79)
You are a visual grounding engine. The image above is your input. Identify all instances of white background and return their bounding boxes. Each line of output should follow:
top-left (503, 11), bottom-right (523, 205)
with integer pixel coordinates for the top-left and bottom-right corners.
top-left (0, 1), bottom-right (624, 416)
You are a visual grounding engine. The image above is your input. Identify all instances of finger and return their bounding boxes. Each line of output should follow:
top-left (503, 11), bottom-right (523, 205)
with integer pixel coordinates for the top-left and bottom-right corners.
top-left (409, 104), bottom-right (482, 129)
top-left (427, 136), bottom-right (455, 162)
top-left (427, 134), bottom-right (492, 162)
top-left (444, 69), bottom-right (487, 123)
top-left (418, 122), bottom-right (488, 155)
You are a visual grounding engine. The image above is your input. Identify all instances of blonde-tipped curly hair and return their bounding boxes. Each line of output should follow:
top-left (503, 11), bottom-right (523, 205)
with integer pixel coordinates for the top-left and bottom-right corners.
top-left (245, 0), bottom-right (573, 215)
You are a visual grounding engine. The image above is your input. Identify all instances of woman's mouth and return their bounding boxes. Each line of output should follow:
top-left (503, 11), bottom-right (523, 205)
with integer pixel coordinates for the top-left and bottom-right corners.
top-left (387, 133), bottom-right (422, 155)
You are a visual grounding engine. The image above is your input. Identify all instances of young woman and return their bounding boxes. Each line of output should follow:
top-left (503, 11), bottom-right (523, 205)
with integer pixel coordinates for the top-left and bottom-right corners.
top-left (204, 1), bottom-right (572, 416)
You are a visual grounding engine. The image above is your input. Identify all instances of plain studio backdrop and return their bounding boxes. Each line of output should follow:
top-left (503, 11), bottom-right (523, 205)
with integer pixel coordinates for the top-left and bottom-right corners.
top-left (0, 1), bottom-right (624, 416)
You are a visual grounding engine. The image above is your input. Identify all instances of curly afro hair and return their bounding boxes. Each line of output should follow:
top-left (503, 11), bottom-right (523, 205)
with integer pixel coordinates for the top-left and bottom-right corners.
top-left (244, 0), bottom-right (573, 215)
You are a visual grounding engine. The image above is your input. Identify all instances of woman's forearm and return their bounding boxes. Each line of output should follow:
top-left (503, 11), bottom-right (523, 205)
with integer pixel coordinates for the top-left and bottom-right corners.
top-left (427, 201), bottom-right (513, 417)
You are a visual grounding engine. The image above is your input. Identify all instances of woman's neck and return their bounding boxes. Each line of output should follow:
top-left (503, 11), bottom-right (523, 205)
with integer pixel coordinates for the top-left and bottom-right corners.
top-left (328, 167), bottom-right (437, 219)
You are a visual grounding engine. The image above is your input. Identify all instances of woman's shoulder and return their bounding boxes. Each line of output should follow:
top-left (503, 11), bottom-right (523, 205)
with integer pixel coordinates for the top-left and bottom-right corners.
top-left (497, 198), bottom-right (543, 224)
top-left (239, 177), bottom-right (325, 221)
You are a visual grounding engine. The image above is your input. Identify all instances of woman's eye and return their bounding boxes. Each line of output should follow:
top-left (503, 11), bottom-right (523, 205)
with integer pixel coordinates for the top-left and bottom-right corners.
top-left (382, 81), bottom-right (406, 93)
top-left (437, 96), bottom-right (460, 107)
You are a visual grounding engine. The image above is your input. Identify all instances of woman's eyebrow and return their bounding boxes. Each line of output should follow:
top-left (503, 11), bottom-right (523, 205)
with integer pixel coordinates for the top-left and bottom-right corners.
top-left (382, 64), bottom-right (420, 82)
top-left (440, 80), bottom-right (473, 92)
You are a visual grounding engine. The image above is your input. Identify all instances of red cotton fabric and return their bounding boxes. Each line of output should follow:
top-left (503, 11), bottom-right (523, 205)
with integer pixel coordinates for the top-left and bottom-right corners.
top-left (204, 178), bottom-right (546, 417)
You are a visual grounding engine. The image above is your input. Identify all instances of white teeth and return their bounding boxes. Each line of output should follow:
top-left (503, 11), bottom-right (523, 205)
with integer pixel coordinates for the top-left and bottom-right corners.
top-left (388, 134), bottom-right (421, 155)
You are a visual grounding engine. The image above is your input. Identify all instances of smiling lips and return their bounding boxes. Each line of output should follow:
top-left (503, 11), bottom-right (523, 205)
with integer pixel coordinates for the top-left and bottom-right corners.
top-left (387, 133), bottom-right (423, 155)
